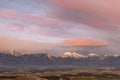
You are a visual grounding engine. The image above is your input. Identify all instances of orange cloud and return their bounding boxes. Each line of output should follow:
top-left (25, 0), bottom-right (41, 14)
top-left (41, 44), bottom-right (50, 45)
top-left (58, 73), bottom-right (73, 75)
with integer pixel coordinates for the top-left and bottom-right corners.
top-left (62, 37), bottom-right (108, 47)
top-left (0, 35), bottom-right (54, 52)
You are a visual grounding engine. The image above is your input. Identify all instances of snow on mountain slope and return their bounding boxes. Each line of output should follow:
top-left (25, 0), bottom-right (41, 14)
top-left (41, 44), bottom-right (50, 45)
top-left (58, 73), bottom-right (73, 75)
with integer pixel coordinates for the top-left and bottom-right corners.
top-left (62, 52), bottom-right (85, 58)
top-left (87, 53), bottom-right (101, 58)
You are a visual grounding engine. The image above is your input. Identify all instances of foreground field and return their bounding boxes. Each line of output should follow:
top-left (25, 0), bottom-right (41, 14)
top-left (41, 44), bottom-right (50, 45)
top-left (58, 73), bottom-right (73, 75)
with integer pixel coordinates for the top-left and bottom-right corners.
top-left (1, 68), bottom-right (120, 80)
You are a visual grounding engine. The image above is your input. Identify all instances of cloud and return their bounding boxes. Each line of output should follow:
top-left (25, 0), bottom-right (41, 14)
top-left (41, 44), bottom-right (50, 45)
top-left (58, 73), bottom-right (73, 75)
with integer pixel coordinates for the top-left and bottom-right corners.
top-left (62, 37), bottom-right (108, 47)
top-left (1, 1), bottom-right (119, 32)
top-left (0, 8), bottom-right (74, 29)
top-left (0, 8), bottom-right (57, 27)
top-left (0, 23), bottom-right (26, 32)
top-left (0, 35), bottom-right (55, 52)
top-left (50, 0), bottom-right (120, 31)
top-left (0, 23), bottom-right (73, 38)
top-left (0, 9), bottom-right (16, 19)
top-left (0, 8), bottom-right (79, 37)
top-left (0, 0), bottom-right (119, 54)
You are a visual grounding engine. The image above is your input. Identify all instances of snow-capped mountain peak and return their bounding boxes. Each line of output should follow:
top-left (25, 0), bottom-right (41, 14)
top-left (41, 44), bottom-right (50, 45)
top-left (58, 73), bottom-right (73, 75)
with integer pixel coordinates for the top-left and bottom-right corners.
top-left (62, 52), bottom-right (85, 58)
top-left (105, 53), bottom-right (120, 57)
top-left (5, 49), bottom-right (21, 56)
top-left (87, 53), bottom-right (101, 57)
top-left (72, 52), bottom-right (85, 58)
top-left (62, 52), bottom-right (72, 58)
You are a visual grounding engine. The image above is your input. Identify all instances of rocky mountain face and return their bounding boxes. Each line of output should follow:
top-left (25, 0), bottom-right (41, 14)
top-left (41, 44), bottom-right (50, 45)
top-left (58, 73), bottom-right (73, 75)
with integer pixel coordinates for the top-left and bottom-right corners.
top-left (0, 50), bottom-right (120, 68)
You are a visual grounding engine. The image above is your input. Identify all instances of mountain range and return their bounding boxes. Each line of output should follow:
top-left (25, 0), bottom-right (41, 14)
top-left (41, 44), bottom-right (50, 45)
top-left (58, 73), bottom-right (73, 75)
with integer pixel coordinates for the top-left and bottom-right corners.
top-left (0, 49), bottom-right (120, 68)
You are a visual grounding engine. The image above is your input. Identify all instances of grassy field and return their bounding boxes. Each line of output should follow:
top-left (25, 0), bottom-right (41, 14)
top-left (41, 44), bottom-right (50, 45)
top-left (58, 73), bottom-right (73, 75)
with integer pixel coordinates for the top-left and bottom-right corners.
top-left (70, 78), bottom-right (112, 80)
top-left (1, 68), bottom-right (120, 80)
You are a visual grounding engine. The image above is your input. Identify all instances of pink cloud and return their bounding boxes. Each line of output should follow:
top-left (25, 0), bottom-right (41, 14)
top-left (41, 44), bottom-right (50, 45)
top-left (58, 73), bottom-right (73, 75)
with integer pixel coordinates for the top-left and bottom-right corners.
top-left (62, 37), bottom-right (108, 47)
top-left (51, 0), bottom-right (120, 30)
top-left (0, 9), bottom-right (54, 27)
top-left (0, 23), bottom-right (72, 38)
top-left (0, 9), bottom-right (17, 19)
top-left (0, 23), bottom-right (26, 32)
top-left (0, 8), bottom-right (69, 28)
top-left (0, 7), bottom-right (77, 37)
top-left (0, 8), bottom-right (77, 36)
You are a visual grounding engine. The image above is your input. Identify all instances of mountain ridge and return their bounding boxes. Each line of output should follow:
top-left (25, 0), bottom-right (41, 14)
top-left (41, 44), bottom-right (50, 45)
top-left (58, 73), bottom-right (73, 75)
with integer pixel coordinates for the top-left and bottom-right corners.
top-left (0, 50), bottom-right (120, 68)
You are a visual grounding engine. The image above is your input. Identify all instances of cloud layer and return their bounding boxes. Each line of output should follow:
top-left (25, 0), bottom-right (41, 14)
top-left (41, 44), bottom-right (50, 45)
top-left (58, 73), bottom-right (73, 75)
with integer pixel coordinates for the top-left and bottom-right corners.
top-left (62, 37), bottom-right (108, 47)
top-left (0, 0), bottom-right (119, 54)
top-left (0, 35), bottom-right (55, 53)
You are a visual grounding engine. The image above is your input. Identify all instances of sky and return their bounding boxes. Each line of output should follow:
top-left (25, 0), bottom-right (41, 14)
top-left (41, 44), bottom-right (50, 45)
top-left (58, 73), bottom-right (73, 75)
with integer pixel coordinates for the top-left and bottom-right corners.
top-left (0, 0), bottom-right (119, 55)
